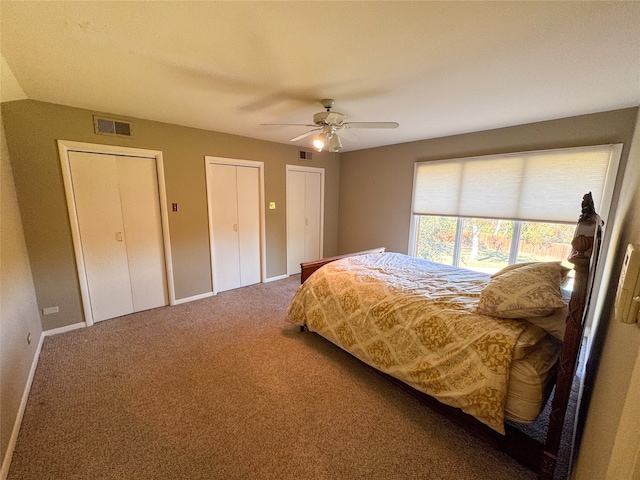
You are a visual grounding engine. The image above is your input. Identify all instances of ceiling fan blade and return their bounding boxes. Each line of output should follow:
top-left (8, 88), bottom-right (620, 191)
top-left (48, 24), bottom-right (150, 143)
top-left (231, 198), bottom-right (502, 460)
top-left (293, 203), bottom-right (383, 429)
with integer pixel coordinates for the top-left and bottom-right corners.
top-left (260, 123), bottom-right (317, 127)
top-left (336, 128), bottom-right (358, 141)
top-left (290, 128), bottom-right (321, 142)
top-left (343, 122), bottom-right (399, 129)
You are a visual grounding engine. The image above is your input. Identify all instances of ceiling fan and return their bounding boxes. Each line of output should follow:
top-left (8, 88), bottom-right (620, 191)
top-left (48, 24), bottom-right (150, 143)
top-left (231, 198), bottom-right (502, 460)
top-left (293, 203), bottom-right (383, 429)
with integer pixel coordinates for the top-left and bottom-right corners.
top-left (261, 99), bottom-right (399, 152)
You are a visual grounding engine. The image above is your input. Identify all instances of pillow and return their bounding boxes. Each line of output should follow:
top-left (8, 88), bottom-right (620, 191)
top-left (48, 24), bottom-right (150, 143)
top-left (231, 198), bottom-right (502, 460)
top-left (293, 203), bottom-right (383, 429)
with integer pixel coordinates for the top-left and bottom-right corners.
top-left (513, 323), bottom-right (548, 360)
top-left (477, 262), bottom-right (567, 318)
top-left (526, 306), bottom-right (568, 341)
top-left (491, 261), bottom-right (571, 284)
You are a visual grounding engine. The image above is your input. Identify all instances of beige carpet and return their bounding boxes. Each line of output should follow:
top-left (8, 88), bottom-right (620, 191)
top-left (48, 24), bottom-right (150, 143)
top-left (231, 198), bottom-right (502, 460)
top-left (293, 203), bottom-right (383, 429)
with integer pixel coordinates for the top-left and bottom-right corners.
top-left (8, 275), bottom-right (546, 479)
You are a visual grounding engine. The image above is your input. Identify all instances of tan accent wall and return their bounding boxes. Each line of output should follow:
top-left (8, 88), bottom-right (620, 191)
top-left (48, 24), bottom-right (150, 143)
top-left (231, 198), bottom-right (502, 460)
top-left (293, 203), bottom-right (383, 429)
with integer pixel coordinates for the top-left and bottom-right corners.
top-left (338, 108), bottom-right (638, 255)
top-left (338, 107), bottom-right (640, 478)
top-left (0, 111), bottom-right (43, 471)
top-left (1, 100), bottom-right (339, 330)
top-left (575, 108), bottom-right (640, 480)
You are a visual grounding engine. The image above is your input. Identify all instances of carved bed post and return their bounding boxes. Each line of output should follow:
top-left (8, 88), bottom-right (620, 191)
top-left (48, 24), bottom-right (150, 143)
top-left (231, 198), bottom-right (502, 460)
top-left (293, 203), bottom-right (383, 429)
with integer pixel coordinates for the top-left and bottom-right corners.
top-left (539, 193), bottom-right (602, 480)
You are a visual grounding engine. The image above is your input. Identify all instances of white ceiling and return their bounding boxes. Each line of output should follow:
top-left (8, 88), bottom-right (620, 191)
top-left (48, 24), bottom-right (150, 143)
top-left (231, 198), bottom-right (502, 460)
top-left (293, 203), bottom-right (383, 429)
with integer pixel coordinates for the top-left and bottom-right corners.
top-left (2, 1), bottom-right (639, 152)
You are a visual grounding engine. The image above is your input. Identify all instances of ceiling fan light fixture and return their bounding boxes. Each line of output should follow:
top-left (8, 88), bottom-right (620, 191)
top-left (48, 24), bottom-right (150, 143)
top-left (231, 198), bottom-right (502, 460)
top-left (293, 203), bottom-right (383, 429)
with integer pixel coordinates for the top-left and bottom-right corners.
top-left (312, 134), bottom-right (326, 152)
top-left (328, 133), bottom-right (342, 152)
top-left (262, 99), bottom-right (398, 151)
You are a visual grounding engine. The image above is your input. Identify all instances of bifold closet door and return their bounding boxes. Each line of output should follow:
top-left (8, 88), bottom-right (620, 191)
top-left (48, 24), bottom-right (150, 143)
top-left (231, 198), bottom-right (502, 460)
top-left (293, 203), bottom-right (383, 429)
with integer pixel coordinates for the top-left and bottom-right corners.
top-left (116, 156), bottom-right (168, 312)
top-left (236, 166), bottom-right (261, 287)
top-left (304, 172), bottom-right (322, 262)
top-left (208, 163), bottom-right (261, 293)
top-left (69, 152), bottom-right (167, 322)
top-left (287, 169), bottom-right (322, 275)
top-left (209, 164), bottom-right (242, 292)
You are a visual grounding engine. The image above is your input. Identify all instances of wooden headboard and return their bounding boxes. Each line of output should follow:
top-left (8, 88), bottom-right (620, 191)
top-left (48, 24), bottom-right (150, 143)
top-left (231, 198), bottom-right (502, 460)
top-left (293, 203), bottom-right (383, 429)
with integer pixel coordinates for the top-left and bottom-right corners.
top-left (540, 192), bottom-right (603, 478)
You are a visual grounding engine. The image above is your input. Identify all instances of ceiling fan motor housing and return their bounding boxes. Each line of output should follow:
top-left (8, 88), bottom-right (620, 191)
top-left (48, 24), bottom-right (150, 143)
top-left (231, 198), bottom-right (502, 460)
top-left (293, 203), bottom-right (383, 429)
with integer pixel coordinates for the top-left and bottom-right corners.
top-left (313, 111), bottom-right (345, 126)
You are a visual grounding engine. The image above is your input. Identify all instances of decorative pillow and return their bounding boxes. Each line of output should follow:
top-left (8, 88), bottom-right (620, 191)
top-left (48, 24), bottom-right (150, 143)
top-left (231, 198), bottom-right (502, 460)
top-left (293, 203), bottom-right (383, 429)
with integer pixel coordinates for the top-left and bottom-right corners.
top-left (477, 262), bottom-right (567, 318)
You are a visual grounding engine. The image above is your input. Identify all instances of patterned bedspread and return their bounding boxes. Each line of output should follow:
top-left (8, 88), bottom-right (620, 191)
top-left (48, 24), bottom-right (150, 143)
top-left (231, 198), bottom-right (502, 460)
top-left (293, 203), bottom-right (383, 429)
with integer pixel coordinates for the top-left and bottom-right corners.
top-left (286, 252), bottom-right (546, 433)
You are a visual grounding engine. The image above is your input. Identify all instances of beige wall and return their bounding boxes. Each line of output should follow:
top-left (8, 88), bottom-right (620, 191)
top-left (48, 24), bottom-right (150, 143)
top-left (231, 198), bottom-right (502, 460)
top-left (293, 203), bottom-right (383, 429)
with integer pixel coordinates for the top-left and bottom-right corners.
top-left (338, 108), bottom-right (638, 255)
top-left (1, 99), bottom-right (340, 330)
top-left (0, 112), bottom-right (42, 474)
top-left (339, 107), bottom-right (640, 478)
top-left (574, 109), bottom-right (640, 479)
top-left (4, 96), bottom-right (639, 476)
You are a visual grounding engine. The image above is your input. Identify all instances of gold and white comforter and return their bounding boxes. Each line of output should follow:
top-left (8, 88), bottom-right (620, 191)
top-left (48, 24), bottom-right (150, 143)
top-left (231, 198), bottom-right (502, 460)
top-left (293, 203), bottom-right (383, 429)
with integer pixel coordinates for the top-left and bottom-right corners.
top-left (286, 252), bottom-right (554, 433)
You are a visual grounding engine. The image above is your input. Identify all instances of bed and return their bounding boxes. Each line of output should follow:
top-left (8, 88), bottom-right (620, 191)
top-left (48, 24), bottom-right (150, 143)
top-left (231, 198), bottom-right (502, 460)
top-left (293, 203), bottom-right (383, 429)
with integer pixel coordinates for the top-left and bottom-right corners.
top-left (286, 193), bottom-right (602, 480)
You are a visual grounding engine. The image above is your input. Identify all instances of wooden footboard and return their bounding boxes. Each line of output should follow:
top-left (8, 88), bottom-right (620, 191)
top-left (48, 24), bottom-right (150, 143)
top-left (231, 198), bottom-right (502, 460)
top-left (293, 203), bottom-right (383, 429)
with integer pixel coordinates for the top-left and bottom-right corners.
top-left (300, 247), bottom-right (386, 283)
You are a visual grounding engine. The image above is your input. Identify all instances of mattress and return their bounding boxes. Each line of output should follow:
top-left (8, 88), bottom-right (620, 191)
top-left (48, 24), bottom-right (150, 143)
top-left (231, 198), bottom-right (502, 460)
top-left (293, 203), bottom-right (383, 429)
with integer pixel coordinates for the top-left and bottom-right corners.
top-left (505, 332), bottom-right (561, 423)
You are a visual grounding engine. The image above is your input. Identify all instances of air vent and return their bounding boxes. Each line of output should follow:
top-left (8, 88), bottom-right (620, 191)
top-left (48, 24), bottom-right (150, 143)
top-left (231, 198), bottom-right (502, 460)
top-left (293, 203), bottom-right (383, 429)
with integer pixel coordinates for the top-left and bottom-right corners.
top-left (93, 116), bottom-right (133, 137)
top-left (299, 150), bottom-right (312, 161)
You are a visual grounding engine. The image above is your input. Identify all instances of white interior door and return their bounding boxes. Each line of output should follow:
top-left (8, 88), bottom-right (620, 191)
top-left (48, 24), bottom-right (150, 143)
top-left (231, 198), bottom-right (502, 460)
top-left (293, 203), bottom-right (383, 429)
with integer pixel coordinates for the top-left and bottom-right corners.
top-left (236, 166), bottom-right (261, 287)
top-left (206, 160), bottom-right (263, 293)
top-left (208, 163), bottom-right (241, 292)
top-left (117, 156), bottom-right (168, 311)
top-left (69, 152), bottom-right (135, 322)
top-left (287, 170), bottom-right (307, 275)
top-left (304, 171), bottom-right (322, 263)
top-left (286, 166), bottom-right (324, 275)
top-left (69, 151), bottom-right (168, 322)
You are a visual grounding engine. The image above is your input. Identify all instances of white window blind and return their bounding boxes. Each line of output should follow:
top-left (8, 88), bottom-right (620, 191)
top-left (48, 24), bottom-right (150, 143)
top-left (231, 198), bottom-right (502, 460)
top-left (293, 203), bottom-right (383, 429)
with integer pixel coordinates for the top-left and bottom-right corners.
top-left (412, 144), bottom-right (620, 223)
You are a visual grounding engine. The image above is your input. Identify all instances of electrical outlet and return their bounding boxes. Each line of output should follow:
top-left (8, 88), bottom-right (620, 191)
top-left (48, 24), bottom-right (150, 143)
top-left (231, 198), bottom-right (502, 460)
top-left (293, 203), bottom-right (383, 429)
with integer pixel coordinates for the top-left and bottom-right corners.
top-left (42, 306), bottom-right (59, 315)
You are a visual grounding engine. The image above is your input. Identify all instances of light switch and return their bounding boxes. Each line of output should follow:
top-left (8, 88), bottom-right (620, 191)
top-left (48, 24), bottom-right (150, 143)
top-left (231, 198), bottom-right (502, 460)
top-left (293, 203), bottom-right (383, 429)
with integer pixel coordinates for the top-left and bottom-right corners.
top-left (269, 202), bottom-right (276, 210)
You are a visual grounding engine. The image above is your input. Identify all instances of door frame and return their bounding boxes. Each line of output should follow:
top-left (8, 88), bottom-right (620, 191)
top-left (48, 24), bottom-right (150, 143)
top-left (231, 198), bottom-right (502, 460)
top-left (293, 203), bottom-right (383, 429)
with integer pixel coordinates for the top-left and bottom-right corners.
top-left (58, 140), bottom-right (175, 326)
top-left (204, 156), bottom-right (266, 294)
top-left (286, 164), bottom-right (325, 276)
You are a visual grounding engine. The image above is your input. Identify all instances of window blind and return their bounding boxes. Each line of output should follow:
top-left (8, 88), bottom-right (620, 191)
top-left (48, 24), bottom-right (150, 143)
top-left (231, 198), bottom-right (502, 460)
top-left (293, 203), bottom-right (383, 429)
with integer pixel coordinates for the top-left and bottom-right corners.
top-left (412, 144), bottom-right (619, 223)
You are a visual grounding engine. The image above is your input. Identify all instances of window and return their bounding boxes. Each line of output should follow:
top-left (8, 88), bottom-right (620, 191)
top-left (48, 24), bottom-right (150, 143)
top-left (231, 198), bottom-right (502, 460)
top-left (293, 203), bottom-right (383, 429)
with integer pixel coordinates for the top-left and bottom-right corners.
top-left (415, 215), bottom-right (574, 274)
top-left (410, 144), bottom-right (622, 272)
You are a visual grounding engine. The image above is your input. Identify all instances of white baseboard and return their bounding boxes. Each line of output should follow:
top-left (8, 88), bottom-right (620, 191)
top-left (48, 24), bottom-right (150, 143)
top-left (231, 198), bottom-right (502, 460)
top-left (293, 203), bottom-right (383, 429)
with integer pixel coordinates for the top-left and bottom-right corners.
top-left (1, 320), bottom-right (90, 478)
top-left (0, 332), bottom-right (45, 480)
top-left (174, 291), bottom-right (214, 305)
top-left (43, 321), bottom-right (86, 337)
top-left (264, 274), bottom-right (289, 283)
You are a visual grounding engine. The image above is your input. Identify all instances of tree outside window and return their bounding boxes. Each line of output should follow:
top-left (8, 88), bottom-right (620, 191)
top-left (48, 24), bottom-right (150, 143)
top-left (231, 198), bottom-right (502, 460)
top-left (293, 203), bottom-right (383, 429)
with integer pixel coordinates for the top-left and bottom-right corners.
top-left (416, 215), bottom-right (573, 274)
